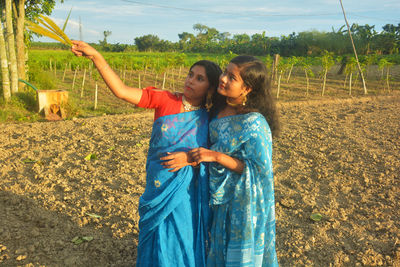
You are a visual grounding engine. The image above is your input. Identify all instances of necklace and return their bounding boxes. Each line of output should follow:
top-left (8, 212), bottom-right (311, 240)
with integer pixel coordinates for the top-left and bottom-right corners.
top-left (182, 95), bottom-right (201, 111)
top-left (226, 98), bottom-right (241, 107)
top-left (226, 95), bottom-right (247, 107)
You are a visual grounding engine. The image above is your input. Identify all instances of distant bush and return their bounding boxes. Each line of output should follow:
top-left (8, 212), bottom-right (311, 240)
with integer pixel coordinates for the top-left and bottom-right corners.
top-left (28, 70), bottom-right (56, 90)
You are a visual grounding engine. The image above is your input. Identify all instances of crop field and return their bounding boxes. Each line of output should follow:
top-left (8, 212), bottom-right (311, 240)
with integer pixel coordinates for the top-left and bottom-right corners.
top-left (0, 49), bottom-right (399, 266)
top-left (21, 49), bottom-right (400, 120)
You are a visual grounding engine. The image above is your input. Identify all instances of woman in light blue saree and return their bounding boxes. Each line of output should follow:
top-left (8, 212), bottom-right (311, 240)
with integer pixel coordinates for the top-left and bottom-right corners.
top-left (71, 40), bottom-right (222, 266)
top-left (188, 55), bottom-right (281, 266)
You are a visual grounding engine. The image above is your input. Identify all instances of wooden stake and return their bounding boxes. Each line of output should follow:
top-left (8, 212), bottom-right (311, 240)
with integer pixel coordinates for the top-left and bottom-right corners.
top-left (94, 82), bottom-right (98, 110)
top-left (162, 72), bottom-right (166, 89)
top-left (339, 0), bottom-right (367, 94)
top-left (72, 66), bottom-right (79, 90)
top-left (80, 68), bottom-right (87, 98)
top-left (54, 61), bottom-right (57, 77)
top-left (62, 63), bottom-right (67, 82)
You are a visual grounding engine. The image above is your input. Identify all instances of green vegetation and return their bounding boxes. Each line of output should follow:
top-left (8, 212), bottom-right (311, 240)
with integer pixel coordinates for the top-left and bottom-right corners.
top-left (1, 47), bottom-right (399, 123)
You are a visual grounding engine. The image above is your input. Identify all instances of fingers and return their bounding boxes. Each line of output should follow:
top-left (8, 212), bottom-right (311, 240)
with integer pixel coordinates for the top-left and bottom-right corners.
top-left (168, 166), bottom-right (181, 172)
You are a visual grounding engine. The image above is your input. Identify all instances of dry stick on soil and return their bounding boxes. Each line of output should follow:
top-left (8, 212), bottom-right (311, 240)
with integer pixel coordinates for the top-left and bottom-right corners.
top-left (80, 68), bottom-right (87, 98)
top-left (154, 73), bottom-right (158, 88)
top-left (143, 65), bottom-right (147, 82)
top-left (89, 62), bottom-right (93, 80)
top-left (276, 69), bottom-right (283, 99)
top-left (272, 54), bottom-right (280, 85)
top-left (349, 72), bottom-right (353, 96)
top-left (94, 82), bottom-right (98, 110)
top-left (162, 71), bottom-right (166, 89)
top-left (62, 63), bottom-right (67, 82)
top-left (138, 74), bottom-right (141, 89)
top-left (339, 0), bottom-right (367, 95)
top-left (49, 58), bottom-right (52, 71)
top-left (305, 70), bottom-right (310, 96)
top-left (72, 65), bottom-right (79, 90)
top-left (172, 69), bottom-right (175, 89)
top-left (54, 60), bottom-right (57, 77)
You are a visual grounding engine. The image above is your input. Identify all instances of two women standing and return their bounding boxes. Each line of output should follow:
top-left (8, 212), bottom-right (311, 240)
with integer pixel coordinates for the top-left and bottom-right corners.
top-left (72, 41), bottom-right (279, 266)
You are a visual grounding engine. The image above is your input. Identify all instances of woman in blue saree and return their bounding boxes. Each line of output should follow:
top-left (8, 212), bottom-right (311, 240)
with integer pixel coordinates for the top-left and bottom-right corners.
top-left (166, 55), bottom-right (280, 266)
top-left (71, 41), bottom-right (222, 266)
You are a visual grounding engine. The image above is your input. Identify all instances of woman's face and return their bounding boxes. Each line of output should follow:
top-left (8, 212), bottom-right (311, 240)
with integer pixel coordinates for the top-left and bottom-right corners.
top-left (183, 65), bottom-right (210, 103)
top-left (218, 63), bottom-right (249, 102)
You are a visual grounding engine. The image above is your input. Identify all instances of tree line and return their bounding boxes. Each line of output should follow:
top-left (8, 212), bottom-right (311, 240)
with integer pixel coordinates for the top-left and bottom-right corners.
top-left (134, 23), bottom-right (400, 56)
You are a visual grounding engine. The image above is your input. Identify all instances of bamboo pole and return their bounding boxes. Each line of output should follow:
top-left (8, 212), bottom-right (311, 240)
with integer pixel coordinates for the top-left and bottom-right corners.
top-left (80, 68), bottom-right (87, 98)
top-left (305, 70), bottom-right (309, 96)
top-left (72, 65), bottom-right (79, 90)
top-left (0, 22), bottom-right (11, 101)
top-left (276, 71), bottom-right (282, 98)
top-left (5, 0), bottom-right (18, 93)
top-left (94, 82), bottom-right (98, 110)
top-left (54, 60), bottom-right (57, 77)
top-left (62, 63), bottom-right (67, 82)
top-left (162, 72), bottom-right (166, 89)
top-left (339, 0), bottom-right (367, 95)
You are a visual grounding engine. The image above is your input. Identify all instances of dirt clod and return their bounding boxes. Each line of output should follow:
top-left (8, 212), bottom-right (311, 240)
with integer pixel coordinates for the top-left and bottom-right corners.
top-left (0, 95), bottom-right (399, 266)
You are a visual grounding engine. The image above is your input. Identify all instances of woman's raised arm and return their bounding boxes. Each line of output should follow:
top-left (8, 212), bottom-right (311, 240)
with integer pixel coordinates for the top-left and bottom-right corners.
top-left (71, 40), bottom-right (142, 105)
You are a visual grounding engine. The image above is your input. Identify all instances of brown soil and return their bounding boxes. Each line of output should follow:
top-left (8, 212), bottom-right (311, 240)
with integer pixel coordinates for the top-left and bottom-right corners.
top-left (0, 94), bottom-right (399, 266)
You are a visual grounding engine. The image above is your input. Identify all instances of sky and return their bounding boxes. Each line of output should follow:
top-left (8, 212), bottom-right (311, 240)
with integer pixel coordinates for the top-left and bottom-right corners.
top-left (36, 0), bottom-right (400, 44)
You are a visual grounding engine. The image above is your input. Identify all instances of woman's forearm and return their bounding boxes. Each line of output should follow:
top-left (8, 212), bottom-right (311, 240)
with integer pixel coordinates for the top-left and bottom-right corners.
top-left (91, 52), bottom-right (142, 105)
top-left (214, 151), bottom-right (244, 174)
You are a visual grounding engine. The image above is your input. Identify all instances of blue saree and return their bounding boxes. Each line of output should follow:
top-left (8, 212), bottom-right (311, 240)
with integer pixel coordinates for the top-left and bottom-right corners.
top-left (207, 112), bottom-right (278, 267)
top-left (136, 109), bottom-right (210, 267)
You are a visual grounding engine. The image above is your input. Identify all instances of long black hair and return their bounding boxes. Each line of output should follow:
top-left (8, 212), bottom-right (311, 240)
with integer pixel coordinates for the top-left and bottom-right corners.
top-left (190, 60), bottom-right (222, 106)
top-left (211, 55), bottom-right (280, 137)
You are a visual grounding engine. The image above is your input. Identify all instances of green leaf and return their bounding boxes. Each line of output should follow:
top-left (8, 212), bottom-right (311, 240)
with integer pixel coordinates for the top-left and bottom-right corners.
top-left (85, 213), bottom-right (102, 218)
top-left (84, 154), bottom-right (97, 161)
top-left (107, 147), bottom-right (115, 151)
top-left (22, 158), bottom-right (37, 163)
top-left (71, 236), bottom-right (84, 245)
top-left (63, 7), bottom-right (73, 32)
top-left (82, 236), bottom-right (93, 242)
top-left (310, 213), bottom-right (323, 222)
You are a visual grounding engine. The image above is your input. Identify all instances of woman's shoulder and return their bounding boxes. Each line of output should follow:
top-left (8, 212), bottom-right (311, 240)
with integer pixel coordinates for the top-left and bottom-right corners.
top-left (144, 87), bottom-right (181, 99)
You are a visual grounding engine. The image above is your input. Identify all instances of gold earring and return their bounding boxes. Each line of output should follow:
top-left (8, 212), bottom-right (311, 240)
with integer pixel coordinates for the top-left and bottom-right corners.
top-left (205, 92), bottom-right (213, 111)
top-left (242, 95), bottom-right (247, 106)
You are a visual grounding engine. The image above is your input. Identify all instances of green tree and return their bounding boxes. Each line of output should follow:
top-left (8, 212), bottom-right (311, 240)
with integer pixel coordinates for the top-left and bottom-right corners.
top-left (286, 56), bottom-right (298, 83)
top-left (378, 58), bottom-right (394, 91)
top-left (299, 59), bottom-right (314, 96)
top-left (134, 34), bottom-right (161, 52)
top-left (321, 50), bottom-right (335, 96)
top-left (344, 57), bottom-right (357, 95)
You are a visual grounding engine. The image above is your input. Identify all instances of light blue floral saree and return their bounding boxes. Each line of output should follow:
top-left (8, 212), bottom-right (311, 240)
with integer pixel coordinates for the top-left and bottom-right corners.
top-left (207, 112), bottom-right (279, 267)
top-left (136, 110), bottom-right (210, 267)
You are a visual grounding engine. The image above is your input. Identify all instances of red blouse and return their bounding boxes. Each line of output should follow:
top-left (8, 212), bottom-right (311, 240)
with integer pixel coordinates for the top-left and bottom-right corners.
top-left (136, 87), bottom-right (182, 121)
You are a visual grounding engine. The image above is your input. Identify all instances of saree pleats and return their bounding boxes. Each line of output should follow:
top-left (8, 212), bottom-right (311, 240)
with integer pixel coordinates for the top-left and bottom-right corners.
top-left (137, 110), bottom-right (210, 267)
